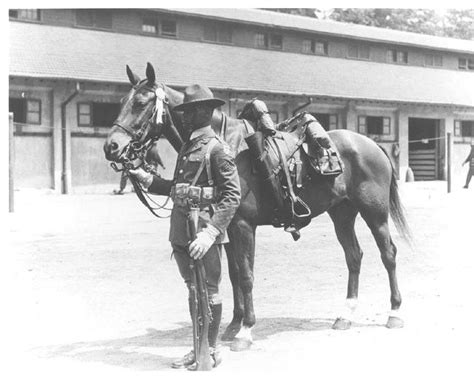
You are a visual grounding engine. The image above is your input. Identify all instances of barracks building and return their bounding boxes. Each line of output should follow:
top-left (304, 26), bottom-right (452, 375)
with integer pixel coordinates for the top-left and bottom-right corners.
top-left (9, 8), bottom-right (474, 192)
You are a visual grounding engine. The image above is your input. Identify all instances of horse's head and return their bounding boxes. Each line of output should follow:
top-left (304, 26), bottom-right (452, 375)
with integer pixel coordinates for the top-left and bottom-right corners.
top-left (103, 62), bottom-right (169, 165)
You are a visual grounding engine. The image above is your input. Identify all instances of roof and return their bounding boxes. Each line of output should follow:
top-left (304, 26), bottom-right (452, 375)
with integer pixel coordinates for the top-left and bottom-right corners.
top-left (9, 22), bottom-right (474, 108)
top-left (163, 8), bottom-right (474, 54)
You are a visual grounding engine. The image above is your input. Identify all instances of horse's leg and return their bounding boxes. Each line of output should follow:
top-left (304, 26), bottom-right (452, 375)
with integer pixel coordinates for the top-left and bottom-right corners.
top-left (227, 215), bottom-right (256, 352)
top-left (360, 209), bottom-right (403, 329)
top-left (221, 241), bottom-right (244, 341)
top-left (328, 200), bottom-right (363, 330)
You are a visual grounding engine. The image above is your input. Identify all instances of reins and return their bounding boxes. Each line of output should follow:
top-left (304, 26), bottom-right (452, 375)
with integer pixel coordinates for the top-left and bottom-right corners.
top-left (109, 82), bottom-right (173, 218)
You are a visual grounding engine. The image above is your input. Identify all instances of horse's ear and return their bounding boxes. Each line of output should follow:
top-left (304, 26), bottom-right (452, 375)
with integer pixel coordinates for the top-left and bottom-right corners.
top-left (126, 65), bottom-right (140, 86)
top-left (146, 62), bottom-right (156, 85)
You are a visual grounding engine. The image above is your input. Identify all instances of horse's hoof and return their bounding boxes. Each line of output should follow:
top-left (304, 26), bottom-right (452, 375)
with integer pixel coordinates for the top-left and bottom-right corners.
top-left (332, 317), bottom-right (352, 330)
top-left (221, 324), bottom-right (241, 341)
top-left (386, 316), bottom-right (404, 329)
top-left (230, 337), bottom-right (252, 352)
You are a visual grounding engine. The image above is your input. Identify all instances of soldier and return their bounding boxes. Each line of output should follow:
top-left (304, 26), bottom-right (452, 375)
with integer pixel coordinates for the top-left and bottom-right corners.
top-left (129, 84), bottom-right (241, 370)
top-left (462, 143), bottom-right (474, 189)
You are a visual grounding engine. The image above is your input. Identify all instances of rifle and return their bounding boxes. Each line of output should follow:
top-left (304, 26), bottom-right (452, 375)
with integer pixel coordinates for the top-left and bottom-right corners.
top-left (188, 205), bottom-right (213, 371)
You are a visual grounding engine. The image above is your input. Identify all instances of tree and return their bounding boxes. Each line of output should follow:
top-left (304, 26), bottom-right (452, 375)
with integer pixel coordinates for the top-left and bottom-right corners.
top-left (264, 8), bottom-right (474, 40)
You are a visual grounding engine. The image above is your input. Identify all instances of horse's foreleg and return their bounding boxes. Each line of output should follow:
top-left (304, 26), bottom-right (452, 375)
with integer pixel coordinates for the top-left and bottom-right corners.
top-left (228, 216), bottom-right (256, 352)
top-left (329, 202), bottom-right (362, 330)
top-left (221, 242), bottom-right (244, 341)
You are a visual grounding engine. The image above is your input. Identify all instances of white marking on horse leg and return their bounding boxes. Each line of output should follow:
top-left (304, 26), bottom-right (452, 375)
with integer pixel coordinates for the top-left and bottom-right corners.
top-left (341, 298), bottom-right (358, 321)
top-left (235, 325), bottom-right (253, 342)
top-left (389, 309), bottom-right (402, 318)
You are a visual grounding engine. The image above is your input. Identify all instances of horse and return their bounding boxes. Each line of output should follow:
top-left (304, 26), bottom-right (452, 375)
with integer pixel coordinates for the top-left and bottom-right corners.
top-left (104, 63), bottom-right (411, 352)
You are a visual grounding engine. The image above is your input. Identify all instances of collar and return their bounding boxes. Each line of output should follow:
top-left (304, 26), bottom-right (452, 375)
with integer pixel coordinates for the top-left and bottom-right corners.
top-left (190, 125), bottom-right (214, 140)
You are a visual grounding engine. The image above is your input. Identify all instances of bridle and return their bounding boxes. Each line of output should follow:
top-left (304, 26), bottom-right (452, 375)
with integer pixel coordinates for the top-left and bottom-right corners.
top-left (109, 82), bottom-right (173, 218)
top-left (110, 82), bottom-right (168, 174)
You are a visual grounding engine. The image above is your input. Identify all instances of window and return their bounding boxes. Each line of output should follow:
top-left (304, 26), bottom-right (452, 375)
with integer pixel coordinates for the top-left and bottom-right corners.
top-left (302, 39), bottom-right (328, 55)
top-left (77, 102), bottom-right (120, 127)
top-left (458, 58), bottom-right (474, 70)
top-left (313, 114), bottom-right (338, 131)
top-left (348, 44), bottom-right (370, 60)
top-left (9, 98), bottom-right (41, 125)
top-left (358, 116), bottom-right (390, 135)
top-left (203, 24), bottom-right (232, 43)
top-left (142, 15), bottom-right (158, 34)
top-left (161, 19), bottom-right (177, 37)
top-left (255, 33), bottom-right (268, 48)
top-left (9, 9), bottom-right (40, 21)
top-left (76, 9), bottom-right (112, 29)
top-left (455, 120), bottom-right (474, 138)
top-left (77, 103), bottom-right (92, 126)
top-left (424, 54), bottom-right (443, 67)
top-left (255, 32), bottom-right (282, 50)
top-left (387, 49), bottom-right (408, 64)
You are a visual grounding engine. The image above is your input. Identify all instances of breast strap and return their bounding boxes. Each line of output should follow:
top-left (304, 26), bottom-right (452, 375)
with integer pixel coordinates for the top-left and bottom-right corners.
top-left (190, 137), bottom-right (219, 186)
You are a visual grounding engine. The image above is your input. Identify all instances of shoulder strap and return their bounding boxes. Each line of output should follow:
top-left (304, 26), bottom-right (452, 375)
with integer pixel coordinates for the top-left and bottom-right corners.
top-left (190, 137), bottom-right (219, 186)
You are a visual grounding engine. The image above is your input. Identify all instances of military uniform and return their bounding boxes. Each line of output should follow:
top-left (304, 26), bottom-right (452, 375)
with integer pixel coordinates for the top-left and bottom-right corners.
top-left (148, 126), bottom-right (240, 298)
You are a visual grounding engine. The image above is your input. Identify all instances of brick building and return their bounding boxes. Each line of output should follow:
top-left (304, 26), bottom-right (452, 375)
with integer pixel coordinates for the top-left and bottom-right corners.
top-left (9, 8), bottom-right (474, 192)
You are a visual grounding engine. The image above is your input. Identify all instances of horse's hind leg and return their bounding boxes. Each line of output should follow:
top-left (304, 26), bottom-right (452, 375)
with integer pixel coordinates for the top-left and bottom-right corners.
top-left (360, 209), bottom-right (403, 329)
top-left (221, 242), bottom-right (244, 341)
top-left (328, 200), bottom-right (363, 330)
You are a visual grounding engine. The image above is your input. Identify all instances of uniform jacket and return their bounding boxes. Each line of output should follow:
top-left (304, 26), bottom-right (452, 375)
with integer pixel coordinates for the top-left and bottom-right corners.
top-left (148, 126), bottom-right (241, 246)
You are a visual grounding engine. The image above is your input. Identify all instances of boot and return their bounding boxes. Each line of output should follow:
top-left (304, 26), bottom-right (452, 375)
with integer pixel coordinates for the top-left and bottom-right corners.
top-left (250, 99), bottom-right (277, 136)
top-left (305, 120), bottom-right (343, 175)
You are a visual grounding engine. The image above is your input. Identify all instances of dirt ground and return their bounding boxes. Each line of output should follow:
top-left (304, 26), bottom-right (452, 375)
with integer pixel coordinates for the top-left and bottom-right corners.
top-left (3, 181), bottom-right (473, 383)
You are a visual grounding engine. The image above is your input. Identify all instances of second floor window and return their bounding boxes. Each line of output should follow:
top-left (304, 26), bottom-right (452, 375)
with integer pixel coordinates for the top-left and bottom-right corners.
top-left (142, 16), bottom-right (158, 34)
top-left (161, 20), bottom-right (177, 37)
top-left (203, 25), bottom-right (232, 43)
top-left (458, 58), bottom-right (474, 70)
top-left (358, 116), bottom-right (390, 136)
top-left (348, 44), bottom-right (370, 60)
top-left (9, 9), bottom-right (40, 21)
top-left (302, 39), bottom-right (328, 55)
top-left (424, 54), bottom-right (443, 67)
top-left (76, 9), bottom-right (112, 29)
top-left (387, 49), bottom-right (408, 64)
top-left (255, 32), bottom-right (282, 50)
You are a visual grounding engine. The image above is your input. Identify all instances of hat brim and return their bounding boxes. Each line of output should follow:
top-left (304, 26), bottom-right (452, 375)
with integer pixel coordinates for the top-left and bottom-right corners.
top-left (173, 98), bottom-right (225, 112)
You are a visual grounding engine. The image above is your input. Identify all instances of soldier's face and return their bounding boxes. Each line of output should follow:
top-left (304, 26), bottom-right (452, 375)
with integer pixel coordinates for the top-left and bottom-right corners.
top-left (183, 105), bottom-right (213, 131)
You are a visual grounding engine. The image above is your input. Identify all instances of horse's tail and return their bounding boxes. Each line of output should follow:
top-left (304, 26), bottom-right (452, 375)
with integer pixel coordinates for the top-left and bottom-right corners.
top-left (378, 145), bottom-right (412, 244)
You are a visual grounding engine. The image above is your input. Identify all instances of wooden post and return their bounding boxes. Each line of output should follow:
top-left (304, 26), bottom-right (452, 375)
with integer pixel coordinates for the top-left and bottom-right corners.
top-left (447, 132), bottom-right (452, 194)
top-left (9, 113), bottom-right (14, 212)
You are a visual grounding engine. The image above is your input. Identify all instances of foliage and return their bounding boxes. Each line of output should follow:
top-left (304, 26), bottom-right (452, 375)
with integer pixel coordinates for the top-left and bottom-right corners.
top-left (264, 8), bottom-right (474, 40)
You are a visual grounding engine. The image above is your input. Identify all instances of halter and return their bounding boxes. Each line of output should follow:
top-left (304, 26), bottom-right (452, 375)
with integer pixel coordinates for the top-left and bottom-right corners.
top-left (110, 83), bottom-right (169, 173)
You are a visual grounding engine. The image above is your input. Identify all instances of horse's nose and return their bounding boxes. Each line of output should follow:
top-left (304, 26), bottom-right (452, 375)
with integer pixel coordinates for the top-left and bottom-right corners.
top-left (104, 138), bottom-right (122, 161)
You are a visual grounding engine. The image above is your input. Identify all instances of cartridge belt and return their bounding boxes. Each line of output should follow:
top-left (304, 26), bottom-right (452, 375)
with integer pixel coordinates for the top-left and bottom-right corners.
top-left (170, 183), bottom-right (217, 207)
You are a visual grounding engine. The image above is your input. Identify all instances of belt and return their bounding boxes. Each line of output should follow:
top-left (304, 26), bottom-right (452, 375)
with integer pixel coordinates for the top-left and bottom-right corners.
top-left (170, 183), bottom-right (216, 207)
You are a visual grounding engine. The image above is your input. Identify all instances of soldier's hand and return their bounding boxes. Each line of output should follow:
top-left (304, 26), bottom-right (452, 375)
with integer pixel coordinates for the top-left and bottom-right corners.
top-left (128, 168), bottom-right (153, 189)
top-left (189, 226), bottom-right (220, 259)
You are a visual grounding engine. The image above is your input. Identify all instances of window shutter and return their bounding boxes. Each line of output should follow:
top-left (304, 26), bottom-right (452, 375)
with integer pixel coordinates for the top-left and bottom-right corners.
top-left (329, 114), bottom-right (337, 130)
top-left (358, 116), bottom-right (366, 134)
top-left (454, 120), bottom-right (461, 136)
top-left (383, 117), bottom-right (391, 135)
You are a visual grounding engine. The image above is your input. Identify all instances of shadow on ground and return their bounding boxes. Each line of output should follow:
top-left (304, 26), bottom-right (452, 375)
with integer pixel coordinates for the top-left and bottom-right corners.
top-left (33, 317), bottom-right (382, 371)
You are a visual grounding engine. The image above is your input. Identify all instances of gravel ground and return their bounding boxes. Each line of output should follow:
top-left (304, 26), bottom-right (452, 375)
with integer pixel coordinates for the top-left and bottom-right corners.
top-left (3, 181), bottom-right (473, 383)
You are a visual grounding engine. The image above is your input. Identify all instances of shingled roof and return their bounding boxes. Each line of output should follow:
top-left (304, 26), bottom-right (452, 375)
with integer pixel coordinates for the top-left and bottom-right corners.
top-left (164, 8), bottom-right (474, 54)
top-left (9, 22), bottom-right (474, 108)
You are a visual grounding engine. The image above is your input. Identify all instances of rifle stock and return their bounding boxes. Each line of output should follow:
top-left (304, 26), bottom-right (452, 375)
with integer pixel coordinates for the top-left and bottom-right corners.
top-left (188, 207), bottom-right (213, 371)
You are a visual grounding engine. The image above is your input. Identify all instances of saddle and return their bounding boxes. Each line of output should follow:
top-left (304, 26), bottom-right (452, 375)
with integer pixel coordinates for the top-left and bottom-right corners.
top-left (245, 112), bottom-right (344, 240)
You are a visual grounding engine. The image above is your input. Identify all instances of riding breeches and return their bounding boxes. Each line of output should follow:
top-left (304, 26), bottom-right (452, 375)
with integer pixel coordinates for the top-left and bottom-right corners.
top-left (172, 243), bottom-right (222, 304)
